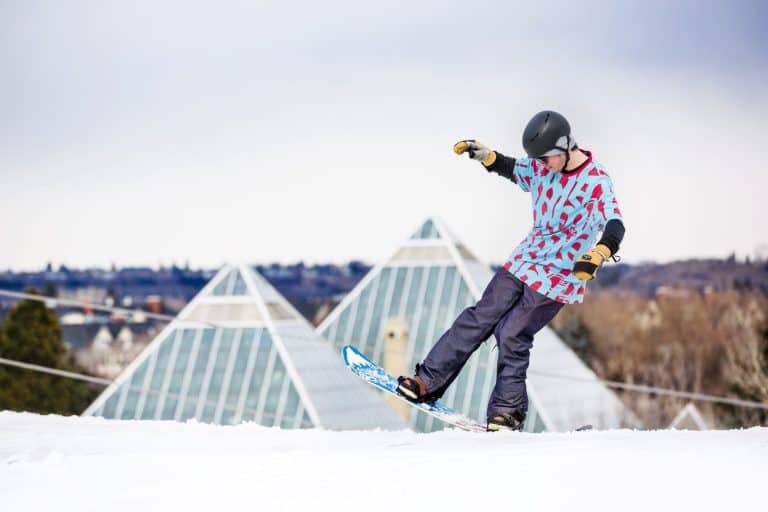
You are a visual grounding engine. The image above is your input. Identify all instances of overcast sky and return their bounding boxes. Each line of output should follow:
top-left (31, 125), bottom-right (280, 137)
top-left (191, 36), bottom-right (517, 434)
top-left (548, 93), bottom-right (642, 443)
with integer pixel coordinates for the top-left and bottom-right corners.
top-left (2, 0), bottom-right (767, 270)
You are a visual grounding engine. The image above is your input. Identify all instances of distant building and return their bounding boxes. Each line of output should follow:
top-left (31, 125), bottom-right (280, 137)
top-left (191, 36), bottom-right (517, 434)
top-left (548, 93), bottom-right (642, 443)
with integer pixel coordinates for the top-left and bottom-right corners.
top-left (317, 217), bottom-right (636, 432)
top-left (144, 295), bottom-right (163, 314)
top-left (669, 403), bottom-right (709, 430)
top-left (58, 286), bottom-right (109, 306)
top-left (83, 265), bottom-right (404, 430)
top-left (634, 299), bottom-right (662, 330)
top-left (61, 324), bottom-right (105, 350)
top-left (66, 321), bottom-right (153, 380)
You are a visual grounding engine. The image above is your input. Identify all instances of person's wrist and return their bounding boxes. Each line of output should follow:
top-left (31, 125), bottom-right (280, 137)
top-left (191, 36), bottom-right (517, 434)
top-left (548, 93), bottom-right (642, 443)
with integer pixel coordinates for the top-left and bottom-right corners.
top-left (482, 151), bottom-right (497, 167)
top-left (594, 244), bottom-right (612, 260)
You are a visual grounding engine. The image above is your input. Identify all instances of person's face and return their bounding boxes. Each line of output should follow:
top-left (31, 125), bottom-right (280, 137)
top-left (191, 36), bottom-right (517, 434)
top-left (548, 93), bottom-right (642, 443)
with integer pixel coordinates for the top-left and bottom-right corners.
top-left (540, 153), bottom-right (566, 172)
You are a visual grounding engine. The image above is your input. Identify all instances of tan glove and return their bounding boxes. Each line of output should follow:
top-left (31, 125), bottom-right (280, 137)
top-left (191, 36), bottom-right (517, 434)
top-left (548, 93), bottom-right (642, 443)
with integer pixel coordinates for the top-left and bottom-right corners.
top-left (573, 244), bottom-right (612, 280)
top-left (453, 140), bottom-right (497, 167)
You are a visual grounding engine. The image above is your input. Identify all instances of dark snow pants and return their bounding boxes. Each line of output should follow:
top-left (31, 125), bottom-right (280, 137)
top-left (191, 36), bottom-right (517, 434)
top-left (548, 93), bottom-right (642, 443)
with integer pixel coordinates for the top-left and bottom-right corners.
top-left (415, 269), bottom-right (564, 418)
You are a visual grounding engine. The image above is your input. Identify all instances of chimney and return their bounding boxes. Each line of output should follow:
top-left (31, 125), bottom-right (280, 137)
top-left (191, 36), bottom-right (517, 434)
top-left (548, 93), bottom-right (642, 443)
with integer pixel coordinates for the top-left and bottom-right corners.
top-left (382, 317), bottom-right (411, 423)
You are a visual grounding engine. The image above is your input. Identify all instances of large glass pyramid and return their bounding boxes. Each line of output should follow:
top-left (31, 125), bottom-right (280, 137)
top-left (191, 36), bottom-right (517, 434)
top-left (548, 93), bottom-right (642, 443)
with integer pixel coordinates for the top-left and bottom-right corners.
top-left (83, 265), bottom-right (406, 430)
top-left (317, 217), bottom-right (635, 432)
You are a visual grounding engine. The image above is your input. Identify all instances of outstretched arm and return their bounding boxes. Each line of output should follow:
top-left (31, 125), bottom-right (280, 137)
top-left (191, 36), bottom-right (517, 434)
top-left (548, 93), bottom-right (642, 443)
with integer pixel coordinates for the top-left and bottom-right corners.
top-left (453, 140), bottom-right (534, 192)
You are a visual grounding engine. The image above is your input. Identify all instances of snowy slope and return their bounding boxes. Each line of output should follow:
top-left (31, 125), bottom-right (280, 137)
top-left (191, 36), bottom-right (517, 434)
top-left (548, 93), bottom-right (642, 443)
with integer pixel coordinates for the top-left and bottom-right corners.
top-left (1, 412), bottom-right (766, 512)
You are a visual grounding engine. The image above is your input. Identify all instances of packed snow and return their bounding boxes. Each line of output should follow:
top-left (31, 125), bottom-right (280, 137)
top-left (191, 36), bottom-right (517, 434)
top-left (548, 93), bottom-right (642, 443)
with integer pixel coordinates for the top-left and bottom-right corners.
top-left (1, 411), bottom-right (766, 511)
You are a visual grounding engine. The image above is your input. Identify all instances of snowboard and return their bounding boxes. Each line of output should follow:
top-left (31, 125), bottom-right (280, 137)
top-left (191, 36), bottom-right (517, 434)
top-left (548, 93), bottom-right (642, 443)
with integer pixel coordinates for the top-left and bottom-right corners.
top-left (342, 345), bottom-right (487, 432)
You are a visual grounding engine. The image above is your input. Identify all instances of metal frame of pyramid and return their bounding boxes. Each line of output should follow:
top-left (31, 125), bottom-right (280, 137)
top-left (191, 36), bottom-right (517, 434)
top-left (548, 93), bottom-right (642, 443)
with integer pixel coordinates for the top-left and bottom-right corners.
top-left (317, 217), bottom-right (635, 432)
top-left (83, 264), bottom-right (406, 430)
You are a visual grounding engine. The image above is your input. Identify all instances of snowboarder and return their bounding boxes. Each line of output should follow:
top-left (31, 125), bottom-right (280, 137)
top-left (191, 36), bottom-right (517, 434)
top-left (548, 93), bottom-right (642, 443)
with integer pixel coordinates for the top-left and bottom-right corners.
top-left (396, 111), bottom-right (625, 431)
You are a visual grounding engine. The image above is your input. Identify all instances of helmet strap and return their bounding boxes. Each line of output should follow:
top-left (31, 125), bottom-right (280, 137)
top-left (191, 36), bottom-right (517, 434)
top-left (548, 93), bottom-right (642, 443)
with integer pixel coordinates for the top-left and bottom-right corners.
top-left (558, 135), bottom-right (571, 170)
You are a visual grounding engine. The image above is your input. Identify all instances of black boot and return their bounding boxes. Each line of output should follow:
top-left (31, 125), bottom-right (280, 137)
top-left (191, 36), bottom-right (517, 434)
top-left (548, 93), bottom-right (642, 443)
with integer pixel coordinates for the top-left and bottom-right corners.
top-left (486, 410), bottom-right (525, 432)
top-left (396, 375), bottom-right (429, 403)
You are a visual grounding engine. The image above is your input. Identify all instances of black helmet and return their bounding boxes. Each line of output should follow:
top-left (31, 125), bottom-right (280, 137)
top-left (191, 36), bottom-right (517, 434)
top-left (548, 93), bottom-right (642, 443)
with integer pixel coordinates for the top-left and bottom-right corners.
top-left (522, 110), bottom-right (575, 158)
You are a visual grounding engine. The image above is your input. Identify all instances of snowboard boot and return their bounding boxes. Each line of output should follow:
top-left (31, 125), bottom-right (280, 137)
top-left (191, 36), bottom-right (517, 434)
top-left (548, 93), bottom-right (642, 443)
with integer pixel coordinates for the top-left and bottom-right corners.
top-left (486, 411), bottom-right (526, 432)
top-left (396, 375), bottom-right (429, 403)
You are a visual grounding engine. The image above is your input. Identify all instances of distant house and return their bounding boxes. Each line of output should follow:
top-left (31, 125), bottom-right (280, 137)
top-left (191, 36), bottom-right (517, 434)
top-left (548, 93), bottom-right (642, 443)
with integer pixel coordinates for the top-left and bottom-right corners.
top-left (108, 324), bottom-right (134, 351)
top-left (61, 324), bottom-right (106, 351)
top-left (669, 403), bottom-right (709, 430)
top-left (63, 321), bottom-right (153, 380)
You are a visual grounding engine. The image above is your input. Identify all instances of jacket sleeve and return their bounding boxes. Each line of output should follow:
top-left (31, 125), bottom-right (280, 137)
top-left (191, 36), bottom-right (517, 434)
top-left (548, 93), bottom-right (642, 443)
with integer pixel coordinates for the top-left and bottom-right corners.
top-left (594, 174), bottom-right (625, 254)
top-left (598, 219), bottom-right (625, 255)
top-left (484, 153), bottom-right (535, 192)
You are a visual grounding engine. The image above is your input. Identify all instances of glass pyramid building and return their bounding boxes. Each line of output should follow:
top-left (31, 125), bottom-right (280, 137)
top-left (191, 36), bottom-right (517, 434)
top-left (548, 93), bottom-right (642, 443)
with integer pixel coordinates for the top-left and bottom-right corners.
top-left (317, 217), bottom-right (635, 432)
top-left (83, 265), bottom-right (406, 430)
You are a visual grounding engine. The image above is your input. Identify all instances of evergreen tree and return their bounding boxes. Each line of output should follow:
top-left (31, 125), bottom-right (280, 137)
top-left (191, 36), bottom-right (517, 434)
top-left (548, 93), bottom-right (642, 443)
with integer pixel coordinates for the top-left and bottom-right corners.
top-left (0, 289), bottom-right (97, 414)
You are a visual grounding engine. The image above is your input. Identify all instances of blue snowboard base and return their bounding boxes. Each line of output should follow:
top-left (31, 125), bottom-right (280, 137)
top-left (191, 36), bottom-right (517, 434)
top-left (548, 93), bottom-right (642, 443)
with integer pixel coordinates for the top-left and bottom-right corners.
top-left (342, 345), bottom-right (487, 432)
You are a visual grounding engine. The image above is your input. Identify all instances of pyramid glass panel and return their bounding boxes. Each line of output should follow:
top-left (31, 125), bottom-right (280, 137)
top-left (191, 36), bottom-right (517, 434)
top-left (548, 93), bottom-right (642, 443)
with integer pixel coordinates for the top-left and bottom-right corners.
top-left (84, 265), bottom-right (405, 431)
top-left (211, 268), bottom-right (249, 296)
top-left (318, 217), bottom-right (634, 432)
top-left (410, 218), bottom-right (441, 240)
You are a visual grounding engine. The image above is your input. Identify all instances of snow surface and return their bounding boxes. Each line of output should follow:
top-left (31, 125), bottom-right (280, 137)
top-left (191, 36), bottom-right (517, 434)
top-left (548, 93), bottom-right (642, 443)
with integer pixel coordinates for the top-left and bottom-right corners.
top-left (1, 411), bottom-right (766, 512)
